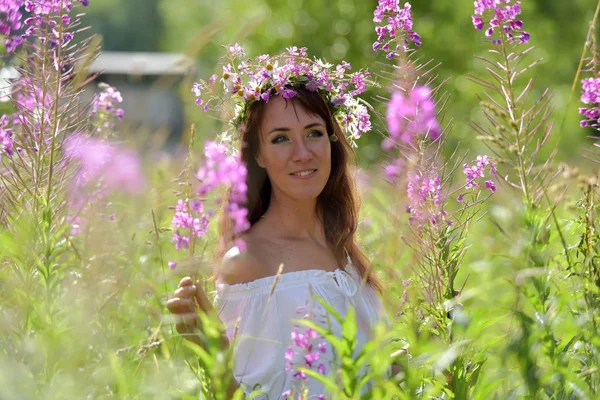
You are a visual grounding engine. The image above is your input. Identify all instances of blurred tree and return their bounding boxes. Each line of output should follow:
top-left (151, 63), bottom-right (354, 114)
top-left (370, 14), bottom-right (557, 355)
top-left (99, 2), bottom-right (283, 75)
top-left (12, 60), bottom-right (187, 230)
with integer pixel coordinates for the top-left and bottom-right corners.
top-left (82, 0), bottom-right (163, 52)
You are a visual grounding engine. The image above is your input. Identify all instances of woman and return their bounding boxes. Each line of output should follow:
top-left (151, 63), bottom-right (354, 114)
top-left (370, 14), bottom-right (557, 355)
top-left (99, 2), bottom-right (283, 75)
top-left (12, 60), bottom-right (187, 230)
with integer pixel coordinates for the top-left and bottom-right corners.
top-left (168, 49), bottom-right (388, 398)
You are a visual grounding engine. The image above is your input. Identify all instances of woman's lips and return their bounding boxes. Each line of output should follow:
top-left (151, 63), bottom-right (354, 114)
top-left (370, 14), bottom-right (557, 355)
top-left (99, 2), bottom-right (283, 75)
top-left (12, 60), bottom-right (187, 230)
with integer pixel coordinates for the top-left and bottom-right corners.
top-left (290, 169), bottom-right (317, 178)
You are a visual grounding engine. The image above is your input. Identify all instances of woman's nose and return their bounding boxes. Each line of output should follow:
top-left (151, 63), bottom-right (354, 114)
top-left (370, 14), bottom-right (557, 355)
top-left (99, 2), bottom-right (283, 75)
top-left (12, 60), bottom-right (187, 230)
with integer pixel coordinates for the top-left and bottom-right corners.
top-left (292, 139), bottom-right (313, 162)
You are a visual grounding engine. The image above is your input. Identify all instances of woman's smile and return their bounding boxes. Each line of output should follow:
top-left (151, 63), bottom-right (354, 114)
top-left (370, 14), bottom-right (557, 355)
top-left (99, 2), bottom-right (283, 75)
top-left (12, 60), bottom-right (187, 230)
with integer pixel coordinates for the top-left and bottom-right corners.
top-left (290, 168), bottom-right (318, 178)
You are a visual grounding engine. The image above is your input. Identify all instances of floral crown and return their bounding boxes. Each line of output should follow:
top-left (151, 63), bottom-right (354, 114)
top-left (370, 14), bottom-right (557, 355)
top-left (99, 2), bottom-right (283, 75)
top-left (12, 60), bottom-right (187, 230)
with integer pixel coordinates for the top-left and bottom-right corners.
top-left (192, 44), bottom-right (377, 148)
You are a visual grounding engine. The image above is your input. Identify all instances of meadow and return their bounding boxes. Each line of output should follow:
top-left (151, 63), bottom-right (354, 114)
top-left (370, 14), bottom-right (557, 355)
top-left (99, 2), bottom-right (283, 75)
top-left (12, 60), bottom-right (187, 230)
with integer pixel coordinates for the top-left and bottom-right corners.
top-left (1, 1), bottom-right (600, 399)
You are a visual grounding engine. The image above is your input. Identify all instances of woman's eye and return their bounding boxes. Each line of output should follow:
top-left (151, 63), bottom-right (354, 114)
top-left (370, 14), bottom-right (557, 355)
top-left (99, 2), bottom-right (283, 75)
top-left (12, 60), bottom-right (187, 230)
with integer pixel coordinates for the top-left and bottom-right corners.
top-left (308, 130), bottom-right (324, 138)
top-left (271, 135), bottom-right (288, 144)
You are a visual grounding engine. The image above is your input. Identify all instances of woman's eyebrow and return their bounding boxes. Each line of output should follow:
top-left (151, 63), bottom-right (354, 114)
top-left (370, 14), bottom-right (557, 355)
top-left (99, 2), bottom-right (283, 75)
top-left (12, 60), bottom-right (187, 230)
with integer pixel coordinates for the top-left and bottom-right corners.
top-left (267, 122), bottom-right (325, 135)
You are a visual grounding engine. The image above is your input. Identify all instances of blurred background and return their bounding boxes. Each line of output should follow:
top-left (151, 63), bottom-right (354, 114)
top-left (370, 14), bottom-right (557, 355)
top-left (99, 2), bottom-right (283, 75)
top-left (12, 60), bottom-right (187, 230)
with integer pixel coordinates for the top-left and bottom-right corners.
top-left (73, 0), bottom-right (597, 167)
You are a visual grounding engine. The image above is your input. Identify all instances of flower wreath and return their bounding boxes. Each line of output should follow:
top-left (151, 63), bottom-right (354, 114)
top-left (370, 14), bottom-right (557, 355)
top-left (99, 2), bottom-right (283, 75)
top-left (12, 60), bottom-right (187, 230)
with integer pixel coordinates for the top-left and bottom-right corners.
top-left (192, 44), bottom-right (378, 148)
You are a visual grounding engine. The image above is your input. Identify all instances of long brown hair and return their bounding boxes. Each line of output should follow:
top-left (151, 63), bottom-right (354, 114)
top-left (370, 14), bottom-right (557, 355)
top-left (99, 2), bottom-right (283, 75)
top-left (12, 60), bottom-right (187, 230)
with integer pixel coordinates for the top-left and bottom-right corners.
top-left (217, 87), bottom-right (382, 292)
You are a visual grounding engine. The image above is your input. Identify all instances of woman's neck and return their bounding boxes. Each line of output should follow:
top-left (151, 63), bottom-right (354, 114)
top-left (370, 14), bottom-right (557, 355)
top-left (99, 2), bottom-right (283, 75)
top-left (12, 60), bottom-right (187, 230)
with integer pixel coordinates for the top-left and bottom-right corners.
top-left (261, 196), bottom-right (323, 241)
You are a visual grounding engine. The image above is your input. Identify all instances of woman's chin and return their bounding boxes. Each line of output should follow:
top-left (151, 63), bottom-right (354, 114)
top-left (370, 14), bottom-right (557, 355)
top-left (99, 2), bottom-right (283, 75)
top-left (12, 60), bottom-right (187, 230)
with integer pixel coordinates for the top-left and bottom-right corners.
top-left (286, 187), bottom-right (326, 201)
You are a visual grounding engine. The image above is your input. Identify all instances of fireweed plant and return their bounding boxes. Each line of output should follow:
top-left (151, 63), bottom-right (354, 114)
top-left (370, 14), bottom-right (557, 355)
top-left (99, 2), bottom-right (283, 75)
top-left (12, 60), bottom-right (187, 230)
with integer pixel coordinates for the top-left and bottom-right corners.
top-left (367, 2), bottom-right (499, 398)
top-left (0, 0), bottom-right (94, 299)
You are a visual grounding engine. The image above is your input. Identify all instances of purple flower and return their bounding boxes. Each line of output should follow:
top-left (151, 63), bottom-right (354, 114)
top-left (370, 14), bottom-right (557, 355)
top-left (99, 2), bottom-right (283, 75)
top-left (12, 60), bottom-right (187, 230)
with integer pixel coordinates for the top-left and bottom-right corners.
top-left (404, 172), bottom-right (452, 227)
top-left (280, 88), bottom-right (297, 99)
top-left (373, 1), bottom-right (420, 58)
top-left (473, 0), bottom-right (530, 44)
top-left (64, 135), bottom-right (145, 195)
top-left (0, 116), bottom-right (14, 156)
top-left (283, 324), bottom-right (328, 396)
top-left (385, 86), bottom-right (441, 147)
top-left (168, 261), bottom-right (177, 270)
top-left (304, 351), bottom-right (320, 367)
top-left (91, 84), bottom-right (125, 120)
top-left (63, 134), bottom-right (144, 234)
top-left (195, 141), bottom-right (249, 235)
top-left (462, 155), bottom-right (497, 194)
top-left (383, 158), bottom-right (405, 181)
top-left (227, 43), bottom-right (245, 57)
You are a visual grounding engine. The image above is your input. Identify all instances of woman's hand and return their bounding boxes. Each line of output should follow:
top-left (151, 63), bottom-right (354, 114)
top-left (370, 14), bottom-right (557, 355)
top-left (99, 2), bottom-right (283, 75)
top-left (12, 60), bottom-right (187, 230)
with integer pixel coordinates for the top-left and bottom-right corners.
top-left (167, 277), bottom-right (213, 345)
top-left (166, 276), bottom-right (240, 395)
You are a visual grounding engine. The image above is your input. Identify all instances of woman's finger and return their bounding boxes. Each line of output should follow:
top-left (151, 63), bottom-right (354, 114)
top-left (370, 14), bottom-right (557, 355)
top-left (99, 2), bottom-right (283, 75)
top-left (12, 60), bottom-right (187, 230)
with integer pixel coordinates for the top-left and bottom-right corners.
top-left (178, 276), bottom-right (194, 288)
top-left (174, 285), bottom-right (197, 299)
top-left (166, 297), bottom-right (194, 315)
top-left (195, 280), bottom-right (214, 313)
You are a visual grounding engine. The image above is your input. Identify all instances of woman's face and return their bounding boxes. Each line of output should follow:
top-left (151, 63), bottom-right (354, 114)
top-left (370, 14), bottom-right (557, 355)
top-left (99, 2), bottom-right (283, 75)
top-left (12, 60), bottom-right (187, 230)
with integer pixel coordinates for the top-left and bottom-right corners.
top-left (256, 96), bottom-right (332, 202)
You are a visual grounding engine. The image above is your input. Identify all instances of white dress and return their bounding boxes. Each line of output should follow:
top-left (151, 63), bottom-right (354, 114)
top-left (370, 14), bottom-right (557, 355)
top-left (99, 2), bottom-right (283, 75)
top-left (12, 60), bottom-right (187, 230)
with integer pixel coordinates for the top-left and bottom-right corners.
top-left (214, 255), bottom-right (387, 399)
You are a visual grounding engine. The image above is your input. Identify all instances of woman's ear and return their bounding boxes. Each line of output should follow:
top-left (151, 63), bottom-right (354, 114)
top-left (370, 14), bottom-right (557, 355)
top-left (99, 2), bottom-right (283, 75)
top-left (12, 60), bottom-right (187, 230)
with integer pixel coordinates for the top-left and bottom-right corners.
top-left (256, 152), bottom-right (265, 168)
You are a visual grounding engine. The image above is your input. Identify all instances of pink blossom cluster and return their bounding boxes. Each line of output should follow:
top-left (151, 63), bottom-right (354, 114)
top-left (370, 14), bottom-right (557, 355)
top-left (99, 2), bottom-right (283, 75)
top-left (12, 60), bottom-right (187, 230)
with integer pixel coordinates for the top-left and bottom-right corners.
top-left (373, 1), bottom-right (421, 59)
top-left (168, 142), bottom-right (249, 267)
top-left (196, 141), bottom-right (249, 235)
top-left (472, 0), bottom-right (530, 45)
top-left (193, 44), bottom-right (373, 147)
top-left (458, 155), bottom-right (497, 202)
top-left (282, 325), bottom-right (328, 399)
top-left (0, 0), bottom-right (24, 52)
top-left (579, 77), bottom-right (600, 128)
top-left (383, 158), bottom-right (405, 182)
top-left (10, 77), bottom-right (55, 141)
top-left (171, 199), bottom-right (210, 252)
top-left (406, 173), bottom-right (450, 226)
top-left (63, 134), bottom-right (145, 234)
top-left (91, 84), bottom-right (125, 121)
top-left (383, 86), bottom-right (441, 150)
top-left (0, 0), bottom-right (89, 52)
top-left (64, 135), bottom-right (145, 200)
top-left (0, 115), bottom-right (14, 156)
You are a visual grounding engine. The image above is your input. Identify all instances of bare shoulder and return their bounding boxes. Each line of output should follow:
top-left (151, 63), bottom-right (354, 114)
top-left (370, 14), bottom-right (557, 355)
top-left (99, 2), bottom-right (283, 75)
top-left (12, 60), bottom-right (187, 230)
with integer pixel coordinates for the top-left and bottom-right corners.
top-left (215, 236), bottom-right (266, 285)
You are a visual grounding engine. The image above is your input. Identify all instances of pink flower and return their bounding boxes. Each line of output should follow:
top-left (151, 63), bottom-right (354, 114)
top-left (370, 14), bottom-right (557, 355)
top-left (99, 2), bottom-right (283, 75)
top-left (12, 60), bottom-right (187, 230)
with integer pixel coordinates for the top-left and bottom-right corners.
top-left (472, 0), bottom-right (529, 44)
top-left (91, 84), bottom-right (124, 120)
top-left (385, 86), bottom-right (441, 148)
top-left (284, 324), bottom-right (328, 394)
top-left (64, 135), bottom-right (145, 195)
top-left (196, 141), bottom-right (249, 235)
top-left (460, 155), bottom-right (498, 195)
top-left (373, 1), bottom-right (421, 58)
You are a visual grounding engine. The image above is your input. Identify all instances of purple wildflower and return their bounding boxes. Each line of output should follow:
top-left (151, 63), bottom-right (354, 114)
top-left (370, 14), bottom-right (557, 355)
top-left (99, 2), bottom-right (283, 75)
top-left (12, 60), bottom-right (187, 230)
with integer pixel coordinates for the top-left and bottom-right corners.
top-left (579, 77), bottom-right (600, 128)
top-left (461, 155), bottom-right (497, 195)
top-left (63, 134), bottom-right (145, 234)
top-left (382, 158), bottom-right (405, 181)
top-left (405, 172), bottom-right (452, 227)
top-left (91, 83), bottom-right (125, 121)
top-left (385, 86), bottom-right (441, 147)
top-left (373, 1), bottom-right (420, 58)
top-left (195, 141), bottom-right (249, 235)
top-left (0, 0), bottom-right (24, 52)
top-left (473, 0), bottom-right (529, 44)
top-left (0, 115), bottom-right (14, 156)
top-left (283, 325), bottom-right (329, 397)
top-left (64, 134), bottom-right (145, 195)
top-left (227, 43), bottom-right (245, 57)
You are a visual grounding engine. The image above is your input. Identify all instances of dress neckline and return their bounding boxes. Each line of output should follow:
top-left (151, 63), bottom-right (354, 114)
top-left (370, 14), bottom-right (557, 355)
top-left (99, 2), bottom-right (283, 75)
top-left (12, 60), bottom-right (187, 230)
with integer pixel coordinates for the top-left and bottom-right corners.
top-left (216, 262), bottom-right (357, 296)
top-left (215, 248), bottom-right (355, 295)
